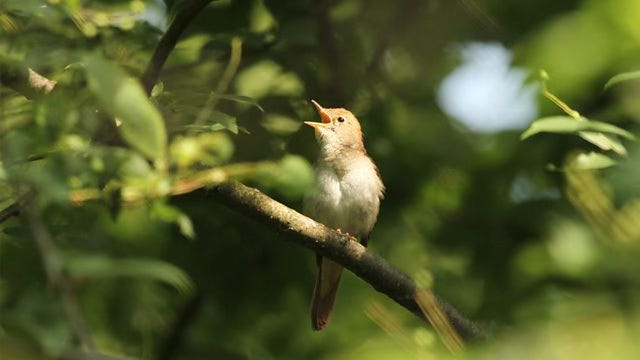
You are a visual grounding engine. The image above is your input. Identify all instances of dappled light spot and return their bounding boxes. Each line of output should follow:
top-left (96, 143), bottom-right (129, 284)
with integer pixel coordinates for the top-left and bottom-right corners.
top-left (437, 42), bottom-right (538, 133)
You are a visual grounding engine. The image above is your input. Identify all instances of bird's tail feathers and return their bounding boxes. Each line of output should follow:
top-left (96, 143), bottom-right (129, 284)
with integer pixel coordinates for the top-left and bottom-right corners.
top-left (311, 257), bottom-right (343, 331)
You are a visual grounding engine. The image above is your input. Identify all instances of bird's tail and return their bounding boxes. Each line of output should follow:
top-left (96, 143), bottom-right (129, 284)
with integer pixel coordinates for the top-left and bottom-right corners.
top-left (311, 256), bottom-right (343, 331)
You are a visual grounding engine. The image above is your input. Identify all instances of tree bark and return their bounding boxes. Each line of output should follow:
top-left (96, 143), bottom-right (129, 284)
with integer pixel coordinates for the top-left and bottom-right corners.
top-left (209, 182), bottom-right (485, 341)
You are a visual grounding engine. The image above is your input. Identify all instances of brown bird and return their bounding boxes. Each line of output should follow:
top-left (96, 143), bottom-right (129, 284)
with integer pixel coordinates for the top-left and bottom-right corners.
top-left (303, 100), bottom-right (384, 330)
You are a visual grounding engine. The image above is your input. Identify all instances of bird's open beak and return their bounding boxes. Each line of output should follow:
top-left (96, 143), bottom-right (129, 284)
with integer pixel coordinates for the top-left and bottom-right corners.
top-left (304, 100), bottom-right (332, 128)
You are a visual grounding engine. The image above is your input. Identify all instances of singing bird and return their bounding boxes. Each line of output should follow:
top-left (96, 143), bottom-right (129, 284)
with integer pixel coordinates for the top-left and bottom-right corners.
top-left (303, 100), bottom-right (384, 330)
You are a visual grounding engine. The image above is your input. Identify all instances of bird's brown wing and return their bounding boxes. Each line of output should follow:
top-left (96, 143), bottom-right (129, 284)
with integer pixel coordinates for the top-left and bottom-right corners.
top-left (361, 232), bottom-right (371, 247)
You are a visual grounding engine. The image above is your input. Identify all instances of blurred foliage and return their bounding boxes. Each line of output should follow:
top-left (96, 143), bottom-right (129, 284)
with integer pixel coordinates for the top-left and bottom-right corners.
top-left (1, 0), bottom-right (640, 359)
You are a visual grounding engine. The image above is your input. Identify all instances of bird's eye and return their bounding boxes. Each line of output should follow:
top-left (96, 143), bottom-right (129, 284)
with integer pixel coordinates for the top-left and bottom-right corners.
top-left (337, 116), bottom-right (346, 123)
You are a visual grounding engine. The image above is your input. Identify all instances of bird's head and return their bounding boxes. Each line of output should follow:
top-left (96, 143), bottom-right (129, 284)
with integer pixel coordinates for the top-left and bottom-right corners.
top-left (304, 100), bottom-right (364, 153)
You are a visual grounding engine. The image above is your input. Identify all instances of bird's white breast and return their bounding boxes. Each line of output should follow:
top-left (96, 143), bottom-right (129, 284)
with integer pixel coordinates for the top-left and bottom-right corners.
top-left (304, 156), bottom-right (383, 236)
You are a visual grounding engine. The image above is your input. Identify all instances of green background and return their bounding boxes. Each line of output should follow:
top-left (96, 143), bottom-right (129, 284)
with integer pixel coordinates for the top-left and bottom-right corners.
top-left (1, 0), bottom-right (640, 359)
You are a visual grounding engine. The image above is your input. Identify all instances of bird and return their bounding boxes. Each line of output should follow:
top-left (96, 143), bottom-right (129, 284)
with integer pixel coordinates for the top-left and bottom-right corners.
top-left (303, 100), bottom-right (384, 331)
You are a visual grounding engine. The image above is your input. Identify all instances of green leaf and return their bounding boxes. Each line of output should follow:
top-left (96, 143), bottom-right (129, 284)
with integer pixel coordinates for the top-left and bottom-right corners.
top-left (169, 133), bottom-right (234, 168)
top-left (210, 93), bottom-right (264, 112)
top-left (119, 152), bottom-right (153, 179)
top-left (604, 70), bottom-right (640, 90)
top-left (151, 200), bottom-right (196, 239)
top-left (521, 116), bottom-right (635, 141)
top-left (567, 152), bottom-right (617, 170)
top-left (579, 131), bottom-right (627, 156)
top-left (85, 54), bottom-right (167, 162)
top-left (256, 155), bottom-right (314, 199)
top-left (261, 114), bottom-right (301, 135)
top-left (182, 111), bottom-right (238, 134)
top-left (62, 252), bottom-right (193, 294)
top-left (209, 111), bottom-right (238, 134)
top-left (235, 60), bottom-right (304, 99)
top-left (165, 34), bottom-right (211, 67)
top-left (151, 81), bottom-right (165, 98)
top-left (177, 215), bottom-right (195, 239)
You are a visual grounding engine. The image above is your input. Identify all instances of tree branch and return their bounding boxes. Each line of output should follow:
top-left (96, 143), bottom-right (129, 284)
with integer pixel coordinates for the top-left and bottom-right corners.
top-left (458, 0), bottom-right (500, 34)
top-left (25, 207), bottom-right (96, 351)
top-left (364, 0), bottom-right (423, 78)
top-left (0, 58), bottom-right (57, 99)
top-left (140, 0), bottom-right (214, 94)
top-left (209, 182), bottom-right (486, 341)
top-left (0, 191), bottom-right (34, 224)
top-left (157, 291), bottom-right (203, 360)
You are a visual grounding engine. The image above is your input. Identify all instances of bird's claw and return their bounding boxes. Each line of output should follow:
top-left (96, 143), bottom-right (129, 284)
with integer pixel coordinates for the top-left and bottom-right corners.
top-left (336, 229), bottom-right (356, 241)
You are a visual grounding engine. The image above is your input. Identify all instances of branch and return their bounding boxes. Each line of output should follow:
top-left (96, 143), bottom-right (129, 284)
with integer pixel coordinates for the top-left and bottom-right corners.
top-left (157, 291), bottom-right (203, 360)
top-left (458, 0), bottom-right (500, 34)
top-left (209, 182), bottom-right (486, 341)
top-left (194, 36), bottom-right (243, 125)
top-left (0, 58), bottom-right (57, 98)
top-left (0, 201), bottom-right (21, 223)
top-left (140, 0), bottom-right (214, 94)
top-left (0, 191), bottom-right (34, 224)
top-left (62, 349), bottom-right (135, 360)
top-left (364, 0), bottom-right (423, 78)
top-left (25, 207), bottom-right (96, 351)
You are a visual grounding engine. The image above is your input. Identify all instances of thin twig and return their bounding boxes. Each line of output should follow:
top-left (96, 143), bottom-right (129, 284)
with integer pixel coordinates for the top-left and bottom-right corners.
top-left (25, 207), bottom-right (96, 351)
top-left (67, 162), bottom-right (261, 206)
top-left (416, 289), bottom-right (465, 352)
top-left (365, 301), bottom-right (418, 353)
top-left (157, 291), bottom-right (203, 360)
top-left (0, 191), bottom-right (34, 224)
top-left (62, 349), bottom-right (136, 360)
top-left (213, 36), bottom-right (243, 95)
top-left (141, 0), bottom-right (214, 94)
top-left (364, 0), bottom-right (424, 78)
top-left (0, 59), bottom-right (57, 99)
top-left (0, 199), bottom-right (23, 223)
top-left (458, 0), bottom-right (500, 34)
top-left (194, 36), bottom-right (243, 125)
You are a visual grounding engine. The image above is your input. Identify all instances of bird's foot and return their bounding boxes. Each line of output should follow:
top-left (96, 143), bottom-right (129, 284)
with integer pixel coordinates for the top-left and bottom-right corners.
top-left (336, 229), bottom-right (356, 241)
